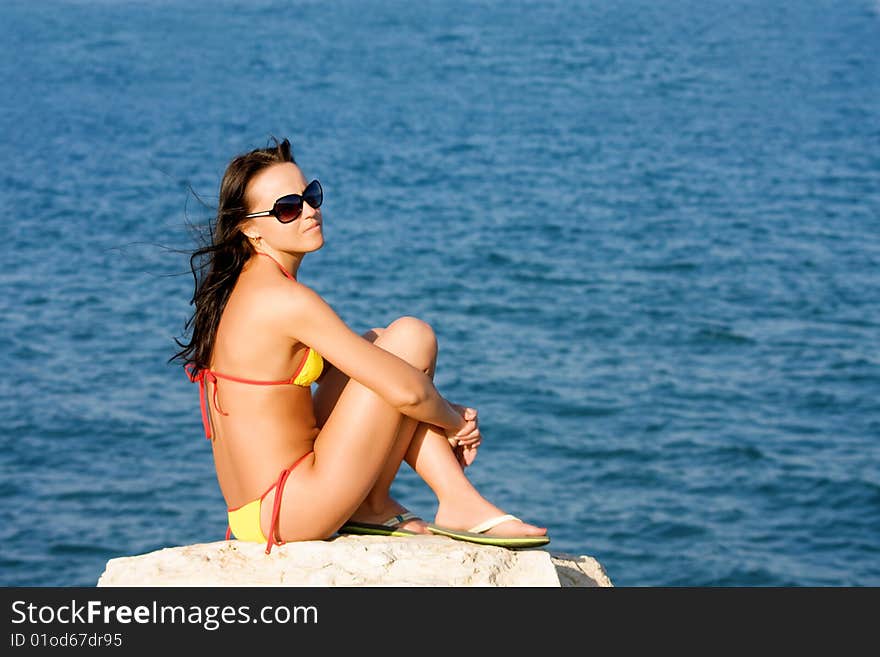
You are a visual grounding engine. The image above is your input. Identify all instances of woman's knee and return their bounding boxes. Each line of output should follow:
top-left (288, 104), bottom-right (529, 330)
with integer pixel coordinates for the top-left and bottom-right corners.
top-left (380, 316), bottom-right (438, 372)
top-left (384, 316), bottom-right (437, 354)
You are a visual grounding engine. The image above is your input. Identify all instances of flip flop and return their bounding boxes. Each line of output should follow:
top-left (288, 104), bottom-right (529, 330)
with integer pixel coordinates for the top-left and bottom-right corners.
top-left (427, 514), bottom-right (550, 548)
top-left (337, 511), bottom-right (424, 537)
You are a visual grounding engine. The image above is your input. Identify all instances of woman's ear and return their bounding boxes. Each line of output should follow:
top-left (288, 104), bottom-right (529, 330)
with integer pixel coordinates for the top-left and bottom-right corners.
top-left (240, 220), bottom-right (261, 241)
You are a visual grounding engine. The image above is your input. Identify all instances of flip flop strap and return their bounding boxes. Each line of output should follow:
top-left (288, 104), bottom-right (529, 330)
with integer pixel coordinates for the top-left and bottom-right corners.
top-left (382, 511), bottom-right (419, 527)
top-left (468, 514), bottom-right (520, 535)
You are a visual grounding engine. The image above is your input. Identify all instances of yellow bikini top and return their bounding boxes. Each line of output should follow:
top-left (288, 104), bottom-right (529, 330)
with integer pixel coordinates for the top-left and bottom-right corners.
top-left (291, 346), bottom-right (324, 386)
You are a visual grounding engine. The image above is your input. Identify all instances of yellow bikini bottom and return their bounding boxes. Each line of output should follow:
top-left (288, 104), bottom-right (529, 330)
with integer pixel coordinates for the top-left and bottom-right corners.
top-left (227, 498), bottom-right (270, 543)
top-left (224, 451), bottom-right (313, 554)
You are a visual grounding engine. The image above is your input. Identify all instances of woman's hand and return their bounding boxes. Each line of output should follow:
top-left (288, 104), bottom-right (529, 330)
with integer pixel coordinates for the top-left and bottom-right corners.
top-left (445, 403), bottom-right (481, 468)
top-left (453, 441), bottom-right (479, 469)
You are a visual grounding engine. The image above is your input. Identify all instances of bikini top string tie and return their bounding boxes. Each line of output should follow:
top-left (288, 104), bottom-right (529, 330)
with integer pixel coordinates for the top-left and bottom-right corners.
top-left (185, 364), bottom-right (228, 440)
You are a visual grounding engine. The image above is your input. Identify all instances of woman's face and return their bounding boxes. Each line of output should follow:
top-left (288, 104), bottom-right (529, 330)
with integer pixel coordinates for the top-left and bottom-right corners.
top-left (243, 161), bottom-right (323, 253)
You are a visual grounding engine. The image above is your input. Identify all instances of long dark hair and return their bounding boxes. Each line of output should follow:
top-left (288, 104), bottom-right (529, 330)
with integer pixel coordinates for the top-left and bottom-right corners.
top-left (169, 136), bottom-right (296, 374)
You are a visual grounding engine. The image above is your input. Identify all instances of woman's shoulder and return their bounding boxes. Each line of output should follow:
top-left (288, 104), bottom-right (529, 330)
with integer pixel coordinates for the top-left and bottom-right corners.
top-left (235, 271), bottom-right (325, 331)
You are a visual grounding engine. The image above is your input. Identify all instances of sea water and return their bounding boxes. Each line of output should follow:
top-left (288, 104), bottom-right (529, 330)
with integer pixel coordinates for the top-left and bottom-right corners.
top-left (1, 0), bottom-right (878, 586)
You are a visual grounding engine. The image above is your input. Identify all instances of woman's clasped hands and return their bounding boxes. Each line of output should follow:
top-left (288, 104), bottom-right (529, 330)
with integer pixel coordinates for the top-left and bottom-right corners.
top-left (445, 403), bottom-right (481, 469)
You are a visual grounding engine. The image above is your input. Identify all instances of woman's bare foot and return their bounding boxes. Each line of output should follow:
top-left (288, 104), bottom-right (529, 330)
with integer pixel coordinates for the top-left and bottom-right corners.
top-left (347, 496), bottom-right (430, 534)
top-left (433, 498), bottom-right (547, 537)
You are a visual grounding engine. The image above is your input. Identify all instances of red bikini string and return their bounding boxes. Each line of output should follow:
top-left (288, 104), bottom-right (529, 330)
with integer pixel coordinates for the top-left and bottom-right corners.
top-left (190, 366), bottom-right (306, 438)
top-left (265, 468), bottom-right (292, 555)
top-left (186, 364), bottom-right (216, 440)
top-left (265, 451), bottom-right (314, 555)
top-left (255, 251), bottom-right (294, 281)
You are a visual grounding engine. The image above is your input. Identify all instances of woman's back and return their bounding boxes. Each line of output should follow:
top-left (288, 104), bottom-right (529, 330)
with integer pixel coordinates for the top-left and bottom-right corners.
top-left (206, 253), bottom-right (320, 508)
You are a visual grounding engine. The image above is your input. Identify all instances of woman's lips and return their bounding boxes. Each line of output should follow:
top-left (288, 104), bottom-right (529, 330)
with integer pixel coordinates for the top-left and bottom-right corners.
top-left (304, 223), bottom-right (321, 233)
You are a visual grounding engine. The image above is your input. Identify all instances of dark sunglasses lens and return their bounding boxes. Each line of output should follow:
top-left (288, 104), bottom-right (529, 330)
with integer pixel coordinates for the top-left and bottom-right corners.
top-left (303, 180), bottom-right (323, 208)
top-left (274, 197), bottom-right (303, 223)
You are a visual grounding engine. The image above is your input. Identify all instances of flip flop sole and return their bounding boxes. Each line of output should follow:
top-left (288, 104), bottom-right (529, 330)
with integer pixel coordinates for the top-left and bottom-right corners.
top-left (426, 524), bottom-right (550, 548)
top-left (337, 522), bottom-right (420, 537)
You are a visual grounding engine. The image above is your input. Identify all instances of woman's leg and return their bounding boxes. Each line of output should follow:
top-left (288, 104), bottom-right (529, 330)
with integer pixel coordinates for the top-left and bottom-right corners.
top-left (311, 320), bottom-right (438, 532)
top-left (269, 316), bottom-right (436, 540)
top-left (311, 318), bottom-right (545, 539)
top-left (405, 422), bottom-right (547, 538)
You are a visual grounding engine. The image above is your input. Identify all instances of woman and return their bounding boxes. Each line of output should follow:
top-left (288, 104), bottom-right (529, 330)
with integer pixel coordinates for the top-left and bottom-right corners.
top-left (171, 137), bottom-right (548, 554)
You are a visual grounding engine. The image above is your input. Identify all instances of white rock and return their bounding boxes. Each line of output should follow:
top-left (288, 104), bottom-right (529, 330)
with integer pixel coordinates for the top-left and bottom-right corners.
top-left (97, 535), bottom-right (613, 587)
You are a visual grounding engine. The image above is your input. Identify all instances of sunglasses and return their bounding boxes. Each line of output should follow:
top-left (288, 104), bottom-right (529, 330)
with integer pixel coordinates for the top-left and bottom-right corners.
top-left (245, 179), bottom-right (323, 224)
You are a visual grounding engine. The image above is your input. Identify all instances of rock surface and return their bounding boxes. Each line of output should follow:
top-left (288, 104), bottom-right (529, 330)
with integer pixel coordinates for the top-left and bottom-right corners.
top-left (97, 535), bottom-right (613, 587)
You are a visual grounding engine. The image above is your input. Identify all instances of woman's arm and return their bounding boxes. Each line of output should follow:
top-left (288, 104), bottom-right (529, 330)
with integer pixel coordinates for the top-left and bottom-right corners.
top-left (274, 282), bottom-right (466, 432)
top-left (396, 383), bottom-right (465, 432)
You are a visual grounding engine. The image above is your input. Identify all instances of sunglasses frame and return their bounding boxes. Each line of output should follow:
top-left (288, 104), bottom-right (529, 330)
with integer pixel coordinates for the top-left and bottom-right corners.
top-left (245, 179), bottom-right (323, 224)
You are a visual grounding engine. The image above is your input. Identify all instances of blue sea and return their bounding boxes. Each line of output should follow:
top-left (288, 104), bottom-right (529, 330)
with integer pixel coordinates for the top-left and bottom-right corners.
top-left (1, 0), bottom-right (878, 587)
